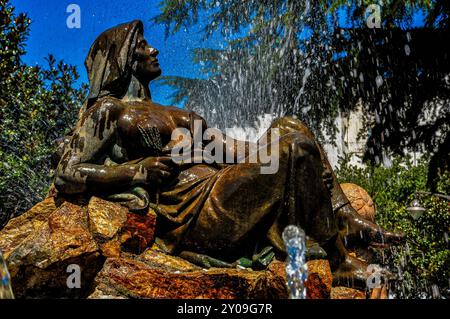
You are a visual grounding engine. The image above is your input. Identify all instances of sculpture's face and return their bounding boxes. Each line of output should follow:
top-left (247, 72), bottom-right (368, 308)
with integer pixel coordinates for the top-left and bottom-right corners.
top-left (134, 33), bottom-right (161, 81)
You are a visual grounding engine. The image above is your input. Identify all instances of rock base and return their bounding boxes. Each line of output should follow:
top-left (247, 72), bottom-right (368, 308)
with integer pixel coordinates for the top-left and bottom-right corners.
top-left (0, 196), bottom-right (367, 299)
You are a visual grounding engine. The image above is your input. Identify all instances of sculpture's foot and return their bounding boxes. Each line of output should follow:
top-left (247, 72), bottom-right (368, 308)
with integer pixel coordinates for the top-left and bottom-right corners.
top-left (336, 203), bottom-right (404, 248)
top-left (233, 246), bottom-right (276, 270)
top-left (323, 233), bottom-right (395, 290)
top-left (249, 246), bottom-right (276, 269)
top-left (179, 251), bottom-right (234, 268)
top-left (306, 238), bottom-right (328, 260)
top-left (178, 246), bottom-right (276, 270)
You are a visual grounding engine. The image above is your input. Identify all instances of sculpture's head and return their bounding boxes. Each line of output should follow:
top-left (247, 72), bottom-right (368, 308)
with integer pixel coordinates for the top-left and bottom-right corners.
top-left (84, 20), bottom-right (160, 106)
top-left (134, 32), bottom-right (161, 83)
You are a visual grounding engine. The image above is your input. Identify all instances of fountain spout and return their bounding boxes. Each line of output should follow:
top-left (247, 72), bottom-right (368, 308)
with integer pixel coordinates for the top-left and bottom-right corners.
top-left (282, 225), bottom-right (308, 299)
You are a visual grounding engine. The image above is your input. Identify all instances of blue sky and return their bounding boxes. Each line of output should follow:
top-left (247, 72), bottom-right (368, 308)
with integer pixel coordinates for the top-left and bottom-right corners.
top-left (12, 1), bottom-right (427, 107)
top-left (12, 0), bottom-right (224, 106)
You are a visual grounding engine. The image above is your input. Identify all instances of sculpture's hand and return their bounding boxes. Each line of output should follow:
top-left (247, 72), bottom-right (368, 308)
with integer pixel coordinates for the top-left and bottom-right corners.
top-left (135, 156), bottom-right (175, 185)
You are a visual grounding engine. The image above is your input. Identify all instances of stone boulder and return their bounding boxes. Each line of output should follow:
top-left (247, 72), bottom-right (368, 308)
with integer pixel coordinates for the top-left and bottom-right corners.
top-left (0, 196), bottom-right (365, 299)
top-left (331, 286), bottom-right (366, 299)
top-left (341, 183), bottom-right (376, 222)
top-left (305, 260), bottom-right (333, 299)
top-left (89, 253), bottom-right (333, 299)
top-left (0, 196), bottom-right (155, 298)
top-left (89, 255), bottom-right (286, 299)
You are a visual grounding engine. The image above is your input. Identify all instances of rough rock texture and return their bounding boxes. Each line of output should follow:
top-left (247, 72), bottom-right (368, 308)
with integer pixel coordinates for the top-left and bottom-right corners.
top-left (0, 196), bottom-right (365, 299)
top-left (331, 286), bottom-right (366, 299)
top-left (0, 196), bottom-right (154, 298)
top-left (88, 197), bottom-right (128, 239)
top-left (119, 212), bottom-right (157, 254)
top-left (305, 260), bottom-right (333, 299)
top-left (0, 197), bottom-right (57, 257)
top-left (341, 183), bottom-right (376, 222)
top-left (88, 255), bottom-right (335, 299)
top-left (89, 256), bottom-right (288, 299)
top-left (267, 259), bottom-right (332, 299)
top-left (137, 249), bottom-right (202, 272)
top-left (0, 201), bottom-right (102, 298)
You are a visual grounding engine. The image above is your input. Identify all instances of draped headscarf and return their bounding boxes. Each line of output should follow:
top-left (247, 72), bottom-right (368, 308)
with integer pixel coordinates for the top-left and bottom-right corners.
top-left (84, 20), bottom-right (144, 109)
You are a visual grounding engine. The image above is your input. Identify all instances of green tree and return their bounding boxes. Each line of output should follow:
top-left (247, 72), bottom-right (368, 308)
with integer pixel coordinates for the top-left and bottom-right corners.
top-left (0, 0), bottom-right (87, 227)
top-left (154, 0), bottom-right (340, 139)
top-left (153, 0), bottom-right (449, 183)
top-left (336, 155), bottom-right (450, 298)
top-left (328, 0), bottom-right (449, 187)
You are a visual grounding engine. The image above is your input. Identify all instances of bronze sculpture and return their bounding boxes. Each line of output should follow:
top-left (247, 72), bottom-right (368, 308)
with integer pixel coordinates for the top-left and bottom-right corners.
top-left (54, 20), bottom-right (402, 284)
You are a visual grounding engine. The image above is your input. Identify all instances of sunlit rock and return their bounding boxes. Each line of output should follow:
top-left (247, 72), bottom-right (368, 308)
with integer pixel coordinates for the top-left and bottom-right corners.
top-left (0, 195), bottom-right (367, 299)
top-left (0, 201), bottom-right (103, 298)
top-left (341, 183), bottom-right (376, 222)
top-left (331, 286), bottom-right (366, 299)
top-left (0, 197), bottom-right (57, 258)
top-left (89, 255), bottom-right (289, 299)
top-left (88, 197), bottom-right (128, 239)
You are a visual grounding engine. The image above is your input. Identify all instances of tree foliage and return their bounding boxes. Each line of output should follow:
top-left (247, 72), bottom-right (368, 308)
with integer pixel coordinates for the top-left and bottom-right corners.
top-left (336, 155), bottom-right (450, 298)
top-left (328, 0), bottom-right (450, 187)
top-left (153, 0), bottom-right (449, 183)
top-left (154, 0), bottom-right (340, 140)
top-left (0, 0), bottom-right (87, 227)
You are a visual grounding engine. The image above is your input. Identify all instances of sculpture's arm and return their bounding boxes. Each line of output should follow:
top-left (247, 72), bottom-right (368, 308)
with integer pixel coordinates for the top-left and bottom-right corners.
top-left (55, 104), bottom-right (172, 194)
top-left (55, 153), bottom-right (148, 194)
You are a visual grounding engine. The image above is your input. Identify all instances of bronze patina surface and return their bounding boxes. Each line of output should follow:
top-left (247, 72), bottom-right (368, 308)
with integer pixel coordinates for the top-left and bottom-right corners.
top-left (54, 20), bottom-right (402, 283)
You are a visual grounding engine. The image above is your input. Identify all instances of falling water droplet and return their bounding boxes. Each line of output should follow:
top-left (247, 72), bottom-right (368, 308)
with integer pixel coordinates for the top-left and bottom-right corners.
top-left (406, 32), bottom-right (412, 42)
top-left (404, 44), bottom-right (411, 56)
top-left (359, 72), bottom-right (364, 82)
top-left (431, 285), bottom-right (441, 299)
top-left (376, 75), bottom-right (383, 88)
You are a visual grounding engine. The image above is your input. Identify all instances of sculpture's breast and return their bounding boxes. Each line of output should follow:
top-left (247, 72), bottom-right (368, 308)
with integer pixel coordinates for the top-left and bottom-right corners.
top-left (118, 103), bottom-right (175, 158)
